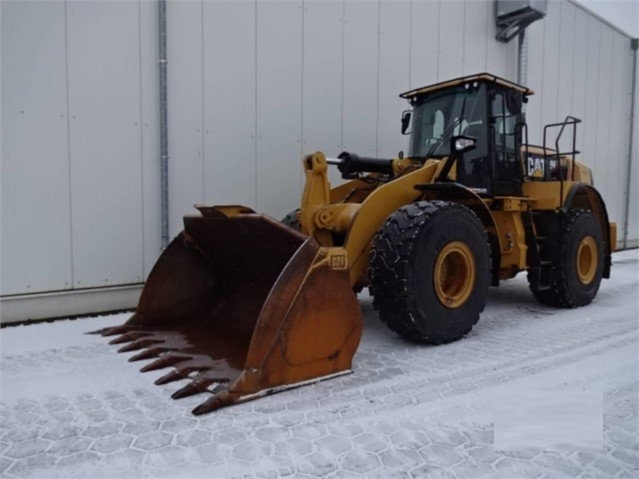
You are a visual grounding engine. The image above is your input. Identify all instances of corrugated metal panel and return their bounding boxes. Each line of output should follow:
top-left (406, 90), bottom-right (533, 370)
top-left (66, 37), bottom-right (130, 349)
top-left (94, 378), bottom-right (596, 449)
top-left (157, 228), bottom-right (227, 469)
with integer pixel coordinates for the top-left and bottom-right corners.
top-left (302, 0), bottom-right (344, 189)
top-left (581, 17), bottom-right (601, 177)
top-left (463, 0), bottom-right (490, 75)
top-left (525, 1), bottom-right (636, 244)
top-left (410, 0), bottom-right (439, 89)
top-left (2, 0), bottom-right (637, 311)
top-left (628, 184), bottom-right (638, 245)
top-left (203, 0), bottom-right (257, 209)
top-left (628, 113), bottom-right (638, 242)
top-left (539, 0), bottom-right (560, 135)
top-left (139, 0), bottom-right (162, 277)
top-left (605, 31), bottom-right (628, 229)
top-left (378, 0), bottom-right (411, 158)
top-left (616, 32), bottom-right (634, 245)
top-left (0, 0), bottom-right (72, 295)
top-left (601, 26), bottom-right (632, 230)
top-left (485, 0), bottom-right (514, 79)
top-left (557, 1), bottom-right (575, 123)
top-left (66, 0), bottom-right (143, 288)
top-left (342, 1), bottom-right (379, 158)
top-left (594, 26), bottom-right (615, 213)
top-left (520, 0), bottom-right (636, 248)
top-left (524, 16), bottom-right (544, 144)
top-left (166, 0), bottom-right (204, 236)
top-left (619, 35), bottom-right (635, 243)
top-left (255, 0), bottom-right (303, 219)
top-left (628, 48), bottom-right (638, 244)
top-left (569, 7), bottom-right (589, 137)
top-left (438, 1), bottom-right (465, 81)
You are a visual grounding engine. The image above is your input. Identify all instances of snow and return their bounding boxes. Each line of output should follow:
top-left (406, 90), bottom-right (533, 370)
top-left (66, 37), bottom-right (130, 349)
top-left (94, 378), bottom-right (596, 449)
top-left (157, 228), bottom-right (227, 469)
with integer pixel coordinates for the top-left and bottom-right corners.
top-left (0, 249), bottom-right (637, 478)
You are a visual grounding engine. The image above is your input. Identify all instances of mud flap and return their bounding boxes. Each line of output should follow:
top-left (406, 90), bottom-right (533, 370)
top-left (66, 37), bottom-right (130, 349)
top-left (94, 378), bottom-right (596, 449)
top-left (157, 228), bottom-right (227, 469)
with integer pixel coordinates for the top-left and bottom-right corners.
top-left (100, 206), bottom-right (362, 415)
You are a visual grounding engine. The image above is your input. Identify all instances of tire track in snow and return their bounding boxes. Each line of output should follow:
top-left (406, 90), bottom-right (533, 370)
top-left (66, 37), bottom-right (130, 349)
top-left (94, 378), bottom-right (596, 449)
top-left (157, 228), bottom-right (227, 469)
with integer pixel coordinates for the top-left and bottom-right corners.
top-left (286, 269), bottom-right (638, 417)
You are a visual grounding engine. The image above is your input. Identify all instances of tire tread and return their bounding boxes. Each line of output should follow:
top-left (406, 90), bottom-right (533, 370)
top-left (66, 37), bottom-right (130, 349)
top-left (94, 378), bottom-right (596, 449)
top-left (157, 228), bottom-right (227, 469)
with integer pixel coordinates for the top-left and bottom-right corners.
top-left (529, 208), bottom-right (602, 308)
top-left (371, 201), bottom-right (491, 344)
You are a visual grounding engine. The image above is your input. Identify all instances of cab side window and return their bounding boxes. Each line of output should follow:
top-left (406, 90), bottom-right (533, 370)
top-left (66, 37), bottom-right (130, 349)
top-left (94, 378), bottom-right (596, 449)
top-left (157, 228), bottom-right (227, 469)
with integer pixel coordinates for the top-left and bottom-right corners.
top-left (491, 93), bottom-right (518, 161)
top-left (491, 91), bottom-right (523, 194)
top-left (456, 90), bottom-right (489, 190)
top-left (413, 109), bottom-right (445, 151)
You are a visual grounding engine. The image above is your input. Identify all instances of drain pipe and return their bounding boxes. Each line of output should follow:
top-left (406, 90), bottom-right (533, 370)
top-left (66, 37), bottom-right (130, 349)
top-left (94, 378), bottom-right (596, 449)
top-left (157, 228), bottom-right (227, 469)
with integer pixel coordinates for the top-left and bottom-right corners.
top-left (517, 30), bottom-right (528, 117)
top-left (517, 30), bottom-right (528, 87)
top-left (159, 0), bottom-right (169, 250)
top-left (622, 38), bottom-right (638, 250)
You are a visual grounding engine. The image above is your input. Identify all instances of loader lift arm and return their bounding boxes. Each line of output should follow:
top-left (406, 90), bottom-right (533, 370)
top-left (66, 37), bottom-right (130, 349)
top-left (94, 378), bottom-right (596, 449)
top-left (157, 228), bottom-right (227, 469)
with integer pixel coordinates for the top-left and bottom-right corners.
top-left (99, 72), bottom-right (614, 415)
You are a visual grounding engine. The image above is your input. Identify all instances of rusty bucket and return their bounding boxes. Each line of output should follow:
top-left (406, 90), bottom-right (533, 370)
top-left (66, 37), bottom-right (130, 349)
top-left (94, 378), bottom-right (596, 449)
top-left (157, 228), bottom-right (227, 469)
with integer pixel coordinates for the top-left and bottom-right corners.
top-left (99, 206), bottom-right (362, 415)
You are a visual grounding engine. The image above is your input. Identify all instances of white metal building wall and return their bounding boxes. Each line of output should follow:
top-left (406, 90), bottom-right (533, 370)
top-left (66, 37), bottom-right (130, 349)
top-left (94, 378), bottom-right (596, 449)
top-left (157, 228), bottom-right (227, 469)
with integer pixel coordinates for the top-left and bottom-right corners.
top-left (167, 0), bottom-right (516, 237)
top-left (1, 0), bottom-right (636, 319)
top-left (525, 0), bottom-right (637, 248)
top-left (2, 0), bottom-right (160, 298)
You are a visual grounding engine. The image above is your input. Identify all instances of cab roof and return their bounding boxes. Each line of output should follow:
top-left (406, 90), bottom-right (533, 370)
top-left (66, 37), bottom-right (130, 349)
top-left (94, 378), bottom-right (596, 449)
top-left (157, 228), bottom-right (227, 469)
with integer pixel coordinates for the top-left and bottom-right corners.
top-left (399, 73), bottom-right (534, 99)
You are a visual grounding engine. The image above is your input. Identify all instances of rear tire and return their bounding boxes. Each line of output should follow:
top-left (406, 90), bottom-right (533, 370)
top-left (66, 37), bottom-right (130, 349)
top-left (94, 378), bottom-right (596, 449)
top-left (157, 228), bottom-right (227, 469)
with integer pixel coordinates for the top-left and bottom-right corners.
top-left (530, 208), bottom-right (604, 307)
top-left (281, 209), bottom-right (301, 231)
top-left (370, 201), bottom-right (491, 344)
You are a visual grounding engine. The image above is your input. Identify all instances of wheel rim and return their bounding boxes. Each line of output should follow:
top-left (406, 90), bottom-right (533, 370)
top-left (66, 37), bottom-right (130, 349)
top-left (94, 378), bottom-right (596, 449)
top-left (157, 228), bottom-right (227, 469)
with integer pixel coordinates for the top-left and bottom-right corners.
top-left (433, 241), bottom-right (475, 309)
top-left (577, 236), bottom-right (598, 284)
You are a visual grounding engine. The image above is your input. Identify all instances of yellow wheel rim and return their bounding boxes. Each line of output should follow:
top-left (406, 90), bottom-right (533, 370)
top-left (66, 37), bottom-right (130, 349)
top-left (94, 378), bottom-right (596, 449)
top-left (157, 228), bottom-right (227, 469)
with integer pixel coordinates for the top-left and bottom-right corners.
top-left (434, 241), bottom-right (475, 309)
top-left (577, 236), bottom-right (598, 285)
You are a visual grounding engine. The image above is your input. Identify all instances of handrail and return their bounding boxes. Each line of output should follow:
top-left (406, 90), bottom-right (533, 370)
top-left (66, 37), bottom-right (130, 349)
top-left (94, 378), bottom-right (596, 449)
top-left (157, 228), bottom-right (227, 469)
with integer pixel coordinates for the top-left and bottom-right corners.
top-left (542, 116), bottom-right (582, 202)
top-left (516, 120), bottom-right (529, 178)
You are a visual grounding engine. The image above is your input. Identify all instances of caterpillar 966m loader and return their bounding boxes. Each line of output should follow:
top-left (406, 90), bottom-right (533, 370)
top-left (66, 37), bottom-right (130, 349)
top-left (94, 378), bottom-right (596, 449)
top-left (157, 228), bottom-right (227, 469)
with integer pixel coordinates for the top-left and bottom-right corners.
top-left (100, 73), bottom-right (615, 415)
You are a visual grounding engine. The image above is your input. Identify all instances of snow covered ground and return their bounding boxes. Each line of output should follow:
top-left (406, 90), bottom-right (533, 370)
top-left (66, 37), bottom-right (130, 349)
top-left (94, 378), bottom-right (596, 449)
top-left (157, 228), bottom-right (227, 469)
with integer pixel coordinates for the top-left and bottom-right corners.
top-left (1, 249), bottom-right (637, 478)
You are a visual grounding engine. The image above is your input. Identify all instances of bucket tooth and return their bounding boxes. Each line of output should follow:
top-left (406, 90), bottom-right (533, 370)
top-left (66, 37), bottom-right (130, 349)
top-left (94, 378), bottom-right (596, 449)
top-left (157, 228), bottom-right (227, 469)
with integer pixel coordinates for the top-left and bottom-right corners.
top-left (140, 354), bottom-right (192, 373)
top-left (87, 327), bottom-right (115, 335)
top-left (191, 392), bottom-right (235, 415)
top-left (128, 347), bottom-right (168, 362)
top-left (117, 338), bottom-right (163, 353)
top-left (101, 325), bottom-right (135, 337)
top-left (109, 331), bottom-right (153, 345)
top-left (192, 398), bottom-right (216, 415)
top-left (154, 369), bottom-right (186, 385)
top-left (171, 376), bottom-right (217, 399)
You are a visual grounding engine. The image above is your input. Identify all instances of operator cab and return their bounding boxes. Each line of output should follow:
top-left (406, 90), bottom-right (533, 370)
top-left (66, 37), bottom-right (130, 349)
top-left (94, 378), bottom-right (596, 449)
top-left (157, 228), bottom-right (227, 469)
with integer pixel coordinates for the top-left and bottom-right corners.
top-left (400, 73), bottom-right (533, 197)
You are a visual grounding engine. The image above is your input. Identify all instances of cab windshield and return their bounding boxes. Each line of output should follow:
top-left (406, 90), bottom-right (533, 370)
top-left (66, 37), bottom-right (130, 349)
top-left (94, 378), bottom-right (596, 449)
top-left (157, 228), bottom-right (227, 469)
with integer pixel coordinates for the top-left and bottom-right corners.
top-left (408, 83), bottom-right (486, 159)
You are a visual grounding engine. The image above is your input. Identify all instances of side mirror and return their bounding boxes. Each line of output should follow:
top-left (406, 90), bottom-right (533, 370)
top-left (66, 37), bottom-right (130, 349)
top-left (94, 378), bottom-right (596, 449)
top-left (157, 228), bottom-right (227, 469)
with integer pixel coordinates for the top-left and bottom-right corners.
top-left (401, 110), bottom-right (412, 135)
top-left (505, 90), bottom-right (523, 114)
top-left (451, 135), bottom-right (477, 153)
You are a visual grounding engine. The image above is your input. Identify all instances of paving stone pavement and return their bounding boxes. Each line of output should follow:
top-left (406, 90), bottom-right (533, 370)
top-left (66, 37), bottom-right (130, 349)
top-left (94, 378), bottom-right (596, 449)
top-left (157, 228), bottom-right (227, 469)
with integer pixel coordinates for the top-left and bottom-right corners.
top-left (0, 249), bottom-right (637, 478)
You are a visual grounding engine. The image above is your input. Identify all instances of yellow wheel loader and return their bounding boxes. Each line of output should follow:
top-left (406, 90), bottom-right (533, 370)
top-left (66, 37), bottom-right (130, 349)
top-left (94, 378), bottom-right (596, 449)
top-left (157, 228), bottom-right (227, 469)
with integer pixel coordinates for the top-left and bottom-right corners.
top-left (99, 73), bottom-right (615, 415)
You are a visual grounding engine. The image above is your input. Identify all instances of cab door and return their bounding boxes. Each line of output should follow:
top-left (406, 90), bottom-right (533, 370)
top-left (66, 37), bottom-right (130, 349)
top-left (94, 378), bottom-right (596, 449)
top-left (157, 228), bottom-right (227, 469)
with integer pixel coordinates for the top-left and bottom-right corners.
top-left (490, 89), bottom-right (524, 196)
top-left (455, 85), bottom-right (491, 193)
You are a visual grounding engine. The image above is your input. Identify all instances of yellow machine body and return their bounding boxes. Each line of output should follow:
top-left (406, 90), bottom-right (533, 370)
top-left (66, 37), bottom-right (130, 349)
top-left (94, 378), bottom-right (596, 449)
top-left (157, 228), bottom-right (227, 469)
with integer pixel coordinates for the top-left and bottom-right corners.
top-left (300, 150), bottom-right (614, 285)
top-left (101, 73), bottom-right (615, 414)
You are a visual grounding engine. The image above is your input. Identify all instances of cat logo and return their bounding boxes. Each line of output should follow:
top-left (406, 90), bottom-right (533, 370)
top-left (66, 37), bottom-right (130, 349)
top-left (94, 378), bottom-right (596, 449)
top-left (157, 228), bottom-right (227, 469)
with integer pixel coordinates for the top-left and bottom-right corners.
top-left (327, 250), bottom-right (348, 270)
top-left (527, 156), bottom-right (545, 178)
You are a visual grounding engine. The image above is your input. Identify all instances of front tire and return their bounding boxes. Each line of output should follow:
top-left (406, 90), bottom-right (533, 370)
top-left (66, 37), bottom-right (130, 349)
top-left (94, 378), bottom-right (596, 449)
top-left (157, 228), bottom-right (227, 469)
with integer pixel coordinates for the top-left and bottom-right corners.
top-left (370, 201), bottom-right (491, 344)
top-left (530, 208), bottom-right (604, 307)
